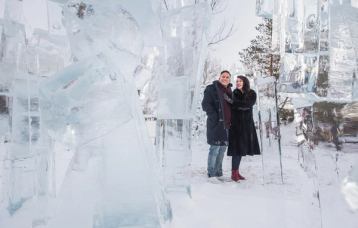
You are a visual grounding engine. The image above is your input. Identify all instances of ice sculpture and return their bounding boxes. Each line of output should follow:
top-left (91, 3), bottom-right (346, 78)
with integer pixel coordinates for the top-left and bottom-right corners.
top-left (1, 0), bottom-right (172, 227)
top-left (41, 1), bottom-right (170, 228)
top-left (155, 1), bottom-right (210, 195)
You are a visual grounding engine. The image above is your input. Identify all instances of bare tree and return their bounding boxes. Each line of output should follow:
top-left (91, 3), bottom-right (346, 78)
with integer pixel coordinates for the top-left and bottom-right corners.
top-left (207, 0), bottom-right (236, 46)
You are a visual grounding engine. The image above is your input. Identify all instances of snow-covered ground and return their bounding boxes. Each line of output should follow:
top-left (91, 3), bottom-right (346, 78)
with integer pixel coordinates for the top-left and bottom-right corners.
top-left (168, 123), bottom-right (358, 228)
top-left (1, 120), bottom-right (357, 228)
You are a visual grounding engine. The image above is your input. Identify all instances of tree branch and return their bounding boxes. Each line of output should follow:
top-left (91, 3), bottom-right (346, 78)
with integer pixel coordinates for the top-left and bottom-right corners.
top-left (210, 0), bottom-right (228, 14)
top-left (163, 0), bottom-right (168, 10)
top-left (208, 22), bottom-right (235, 46)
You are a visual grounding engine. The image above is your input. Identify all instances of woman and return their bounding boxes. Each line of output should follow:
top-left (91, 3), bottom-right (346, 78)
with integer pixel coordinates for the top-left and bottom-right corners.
top-left (227, 75), bottom-right (260, 182)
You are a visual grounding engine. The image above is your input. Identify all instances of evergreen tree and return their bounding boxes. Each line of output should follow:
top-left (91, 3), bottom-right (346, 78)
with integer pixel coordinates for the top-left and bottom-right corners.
top-left (239, 18), bottom-right (280, 78)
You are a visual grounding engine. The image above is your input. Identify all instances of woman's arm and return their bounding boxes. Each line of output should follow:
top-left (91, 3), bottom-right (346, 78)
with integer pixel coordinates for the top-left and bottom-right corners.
top-left (233, 90), bottom-right (257, 109)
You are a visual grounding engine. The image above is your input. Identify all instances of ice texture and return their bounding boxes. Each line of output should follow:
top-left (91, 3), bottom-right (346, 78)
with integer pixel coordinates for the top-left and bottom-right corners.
top-left (328, 0), bottom-right (358, 100)
top-left (0, 0), bottom-right (172, 227)
top-left (155, 1), bottom-right (210, 194)
top-left (256, 0), bottom-right (273, 18)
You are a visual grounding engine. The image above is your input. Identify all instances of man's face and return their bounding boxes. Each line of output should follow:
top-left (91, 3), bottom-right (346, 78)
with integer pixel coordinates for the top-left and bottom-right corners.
top-left (219, 72), bottom-right (231, 87)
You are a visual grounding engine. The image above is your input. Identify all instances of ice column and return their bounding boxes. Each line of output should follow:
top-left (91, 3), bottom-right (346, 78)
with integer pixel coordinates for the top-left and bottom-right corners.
top-left (0, 0), bottom-right (53, 223)
top-left (0, 1), bottom-right (73, 228)
top-left (155, 1), bottom-right (210, 195)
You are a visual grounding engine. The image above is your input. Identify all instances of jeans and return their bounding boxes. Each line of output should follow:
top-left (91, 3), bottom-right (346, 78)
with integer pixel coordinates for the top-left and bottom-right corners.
top-left (232, 155), bottom-right (242, 170)
top-left (207, 145), bottom-right (227, 177)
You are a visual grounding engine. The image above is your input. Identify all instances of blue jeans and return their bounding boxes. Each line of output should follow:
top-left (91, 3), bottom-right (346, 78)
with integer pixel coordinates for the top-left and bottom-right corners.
top-left (207, 145), bottom-right (227, 177)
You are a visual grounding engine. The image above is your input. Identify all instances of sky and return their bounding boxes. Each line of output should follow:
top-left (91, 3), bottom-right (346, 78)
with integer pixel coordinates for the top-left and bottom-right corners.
top-left (208, 0), bottom-right (262, 73)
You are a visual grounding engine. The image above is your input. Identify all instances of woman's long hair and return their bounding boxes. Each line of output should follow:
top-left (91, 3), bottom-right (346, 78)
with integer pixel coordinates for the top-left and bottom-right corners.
top-left (237, 75), bottom-right (250, 93)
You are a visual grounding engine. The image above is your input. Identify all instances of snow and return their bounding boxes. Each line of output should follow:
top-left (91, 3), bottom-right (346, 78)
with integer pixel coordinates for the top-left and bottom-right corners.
top-left (167, 123), bottom-right (358, 228)
top-left (3, 120), bottom-right (357, 228)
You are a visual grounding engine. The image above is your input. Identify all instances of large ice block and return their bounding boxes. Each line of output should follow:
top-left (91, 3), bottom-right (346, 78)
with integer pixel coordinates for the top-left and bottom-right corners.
top-left (155, 2), bottom-right (210, 194)
top-left (157, 3), bottom-right (209, 119)
top-left (328, 0), bottom-right (358, 100)
top-left (303, 0), bottom-right (319, 53)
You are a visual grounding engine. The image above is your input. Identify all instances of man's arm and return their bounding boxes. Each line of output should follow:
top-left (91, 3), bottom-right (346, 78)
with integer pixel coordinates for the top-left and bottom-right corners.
top-left (201, 87), bottom-right (216, 114)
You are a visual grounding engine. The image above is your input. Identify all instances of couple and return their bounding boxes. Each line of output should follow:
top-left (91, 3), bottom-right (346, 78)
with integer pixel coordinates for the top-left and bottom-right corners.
top-left (201, 70), bottom-right (260, 182)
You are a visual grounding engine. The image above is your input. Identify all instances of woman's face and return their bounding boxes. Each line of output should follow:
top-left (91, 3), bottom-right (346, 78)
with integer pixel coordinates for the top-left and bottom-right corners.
top-left (236, 78), bottom-right (244, 90)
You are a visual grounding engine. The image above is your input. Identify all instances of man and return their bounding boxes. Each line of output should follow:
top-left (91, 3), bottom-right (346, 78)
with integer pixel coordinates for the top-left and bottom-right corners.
top-left (201, 70), bottom-right (232, 178)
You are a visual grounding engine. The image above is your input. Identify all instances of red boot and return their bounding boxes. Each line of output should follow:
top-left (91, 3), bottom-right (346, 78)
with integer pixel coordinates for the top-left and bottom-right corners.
top-left (238, 171), bottom-right (246, 180)
top-left (231, 170), bottom-right (240, 182)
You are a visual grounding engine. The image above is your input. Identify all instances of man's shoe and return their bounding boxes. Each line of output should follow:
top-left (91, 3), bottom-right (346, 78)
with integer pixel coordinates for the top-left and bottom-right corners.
top-left (208, 177), bottom-right (221, 184)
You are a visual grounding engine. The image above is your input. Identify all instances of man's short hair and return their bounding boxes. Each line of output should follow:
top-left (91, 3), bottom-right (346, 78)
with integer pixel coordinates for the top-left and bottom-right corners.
top-left (220, 70), bottom-right (231, 76)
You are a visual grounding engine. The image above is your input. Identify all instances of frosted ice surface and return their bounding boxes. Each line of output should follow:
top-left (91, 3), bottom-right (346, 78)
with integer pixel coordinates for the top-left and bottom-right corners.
top-left (256, 0), bottom-right (273, 18)
top-left (159, 0), bottom-right (200, 10)
top-left (0, 0), bottom-right (4, 19)
top-left (48, 1), bottom-right (67, 36)
top-left (284, 0), bottom-right (304, 53)
top-left (352, 0), bottom-right (358, 8)
top-left (39, 1), bottom-right (171, 227)
top-left (328, 0), bottom-right (358, 100)
top-left (63, 1), bottom-right (143, 60)
top-left (116, 0), bottom-right (162, 46)
top-left (1, 0), bottom-right (48, 38)
top-left (157, 3), bottom-right (209, 119)
top-left (271, 0), bottom-right (281, 52)
top-left (41, 58), bottom-right (169, 228)
top-left (155, 2), bottom-right (210, 196)
top-left (158, 77), bottom-right (191, 119)
top-left (22, 0), bottom-right (48, 37)
top-left (302, 0), bottom-right (319, 53)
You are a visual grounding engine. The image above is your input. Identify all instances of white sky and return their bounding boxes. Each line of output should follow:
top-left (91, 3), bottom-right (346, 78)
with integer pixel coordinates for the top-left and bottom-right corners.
top-left (208, 0), bottom-right (262, 72)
